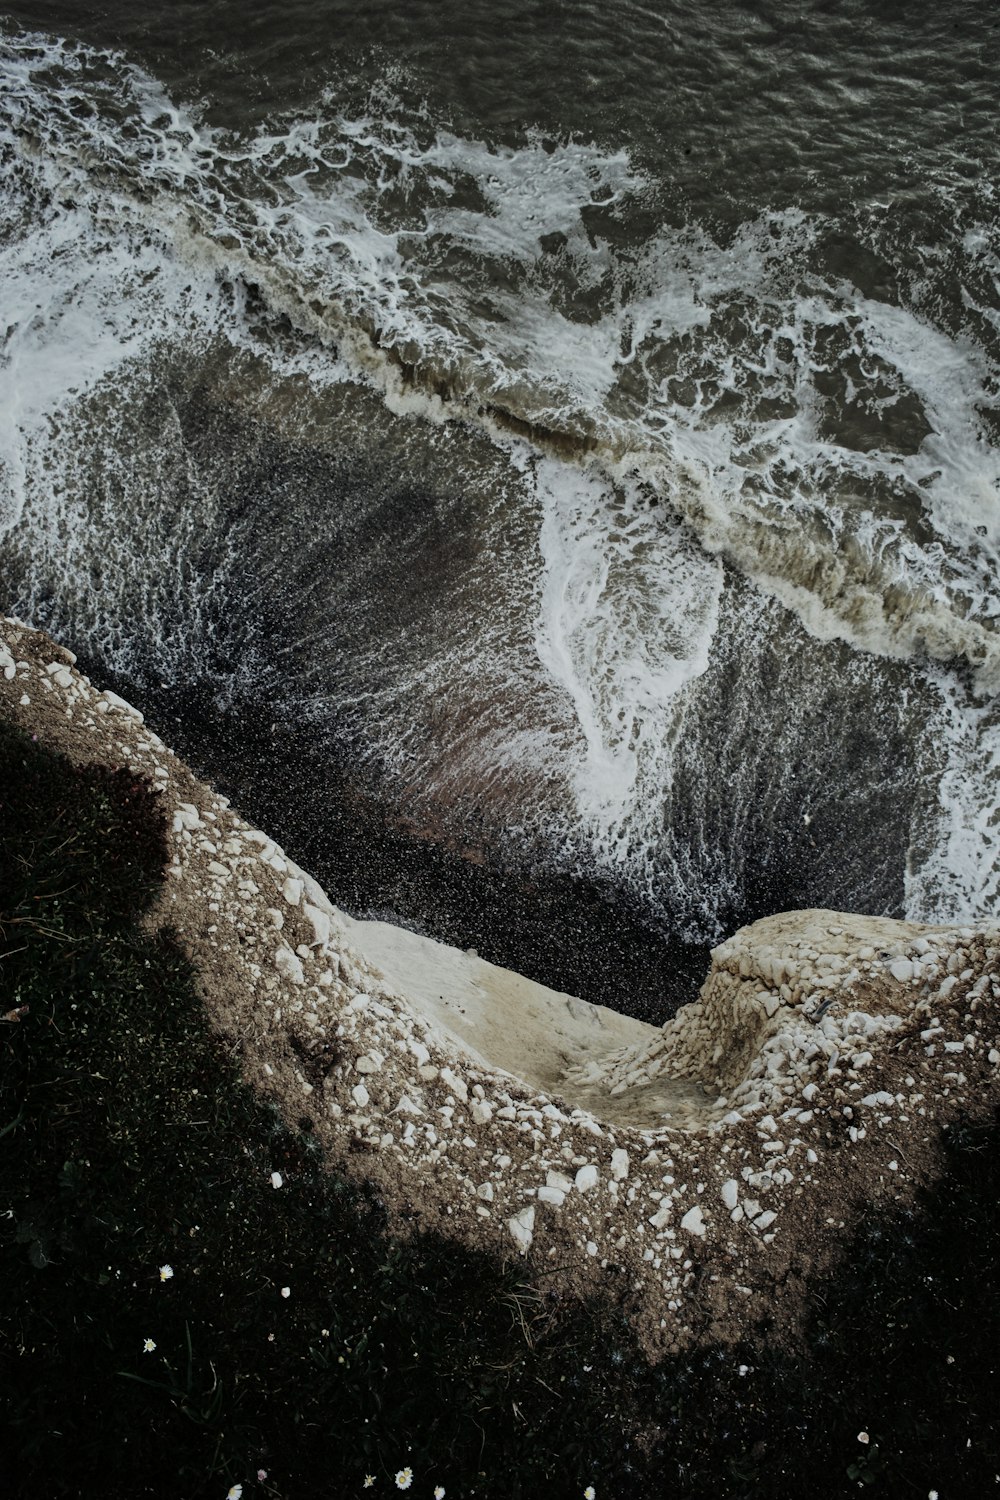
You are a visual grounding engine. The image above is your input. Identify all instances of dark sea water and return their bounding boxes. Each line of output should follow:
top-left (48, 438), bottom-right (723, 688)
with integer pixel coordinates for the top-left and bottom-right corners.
top-left (1, 1), bottom-right (998, 1018)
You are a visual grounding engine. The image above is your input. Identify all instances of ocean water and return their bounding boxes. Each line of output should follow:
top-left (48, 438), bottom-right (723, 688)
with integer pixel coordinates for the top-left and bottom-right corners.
top-left (1, 2), bottom-right (998, 1017)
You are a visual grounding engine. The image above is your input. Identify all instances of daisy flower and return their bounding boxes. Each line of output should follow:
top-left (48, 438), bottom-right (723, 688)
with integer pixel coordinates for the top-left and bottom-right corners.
top-left (584, 1488), bottom-right (596, 1499)
top-left (227, 1487), bottom-right (243, 1499)
top-left (395, 1469), bottom-right (413, 1490)
top-left (143, 1338), bottom-right (156, 1353)
top-left (159, 1264), bottom-right (174, 1281)
top-left (363, 1480), bottom-right (374, 1491)
top-left (435, 1488), bottom-right (446, 1498)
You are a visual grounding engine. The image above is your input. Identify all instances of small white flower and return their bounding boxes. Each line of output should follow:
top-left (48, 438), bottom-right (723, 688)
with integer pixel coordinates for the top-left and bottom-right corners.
top-left (256, 1473), bottom-right (267, 1483)
top-left (159, 1264), bottom-right (174, 1281)
top-left (270, 1171), bottom-right (283, 1188)
top-left (280, 1286), bottom-right (290, 1298)
top-left (227, 1487), bottom-right (243, 1499)
top-left (143, 1338), bottom-right (156, 1353)
top-left (858, 1432), bottom-right (870, 1445)
top-left (584, 1488), bottom-right (596, 1500)
top-left (363, 1480), bottom-right (374, 1491)
top-left (395, 1469), bottom-right (413, 1490)
top-left (434, 1488), bottom-right (445, 1498)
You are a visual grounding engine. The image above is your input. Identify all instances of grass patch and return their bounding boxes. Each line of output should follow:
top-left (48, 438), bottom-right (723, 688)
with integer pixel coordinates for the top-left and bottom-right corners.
top-left (2, 720), bottom-right (999, 1498)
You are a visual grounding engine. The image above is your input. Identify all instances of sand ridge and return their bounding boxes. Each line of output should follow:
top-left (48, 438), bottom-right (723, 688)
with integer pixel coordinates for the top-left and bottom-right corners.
top-left (3, 615), bottom-right (999, 1354)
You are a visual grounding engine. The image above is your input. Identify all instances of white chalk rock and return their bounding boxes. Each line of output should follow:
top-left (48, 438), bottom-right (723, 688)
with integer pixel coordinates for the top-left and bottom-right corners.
top-left (101, 689), bottom-right (143, 721)
top-left (274, 946), bottom-right (304, 985)
top-left (546, 1170), bottom-right (574, 1193)
top-left (508, 1205), bottom-right (535, 1253)
top-left (575, 1164), bottom-right (599, 1193)
top-left (721, 1179), bottom-right (740, 1211)
top-left (538, 1186), bottom-right (565, 1207)
top-left (471, 1100), bottom-right (493, 1125)
top-left (440, 1068), bottom-right (468, 1103)
top-left (282, 877), bottom-right (303, 907)
top-left (303, 903), bottom-right (331, 947)
top-left (355, 1054), bottom-right (380, 1075)
top-left (476, 1182), bottom-right (494, 1202)
top-left (351, 1084), bottom-right (370, 1109)
top-left (680, 1206), bottom-right (707, 1238)
top-left (889, 958), bottom-right (914, 983)
top-left (610, 1148), bottom-right (630, 1181)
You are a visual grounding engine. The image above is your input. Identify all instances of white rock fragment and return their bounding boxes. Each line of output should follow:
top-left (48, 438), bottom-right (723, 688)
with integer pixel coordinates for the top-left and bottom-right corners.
top-left (440, 1068), bottom-right (468, 1103)
top-left (889, 958), bottom-right (914, 983)
top-left (282, 877), bottom-right (303, 906)
top-left (101, 688), bottom-right (143, 721)
top-left (408, 1039), bottom-right (431, 1068)
top-left (538, 1186), bottom-right (565, 1207)
top-left (471, 1100), bottom-right (493, 1125)
top-left (610, 1148), bottom-right (630, 1181)
top-left (303, 903), bottom-right (331, 946)
top-left (352, 1084), bottom-right (370, 1109)
top-left (508, 1206), bottom-right (535, 1253)
top-left (355, 1055), bottom-right (380, 1075)
top-left (270, 1172), bottom-right (283, 1189)
top-left (680, 1206), bottom-right (706, 1237)
top-left (575, 1164), bottom-right (599, 1193)
top-left (476, 1182), bottom-right (494, 1202)
top-left (721, 1179), bottom-right (740, 1211)
top-left (274, 946), bottom-right (304, 984)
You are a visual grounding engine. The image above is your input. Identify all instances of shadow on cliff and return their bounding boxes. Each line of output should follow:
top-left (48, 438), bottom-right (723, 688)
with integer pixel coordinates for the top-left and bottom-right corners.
top-left (1, 721), bottom-right (997, 1499)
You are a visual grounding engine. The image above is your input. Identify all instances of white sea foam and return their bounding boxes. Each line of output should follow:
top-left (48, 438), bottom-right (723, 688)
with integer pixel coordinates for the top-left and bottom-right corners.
top-left (905, 668), bottom-right (1000, 925)
top-left (533, 457), bottom-right (721, 856)
top-left (3, 26), bottom-right (998, 693)
top-left (1, 25), bottom-right (999, 931)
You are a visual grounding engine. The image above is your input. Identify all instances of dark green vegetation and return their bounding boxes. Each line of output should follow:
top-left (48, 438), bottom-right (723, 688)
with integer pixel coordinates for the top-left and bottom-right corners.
top-left (1, 720), bottom-right (998, 1499)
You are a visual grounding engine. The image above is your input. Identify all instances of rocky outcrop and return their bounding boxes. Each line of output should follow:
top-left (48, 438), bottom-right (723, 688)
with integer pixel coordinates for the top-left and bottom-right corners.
top-left (3, 614), bottom-right (999, 1353)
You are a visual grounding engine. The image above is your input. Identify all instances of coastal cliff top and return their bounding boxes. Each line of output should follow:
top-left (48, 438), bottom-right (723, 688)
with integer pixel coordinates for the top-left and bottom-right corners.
top-left (3, 613), bottom-right (998, 1355)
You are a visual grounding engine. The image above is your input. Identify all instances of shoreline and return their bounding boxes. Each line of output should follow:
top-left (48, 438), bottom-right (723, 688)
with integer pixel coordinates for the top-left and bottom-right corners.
top-left (4, 613), bottom-right (999, 1355)
top-left (81, 666), bottom-right (714, 1027)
